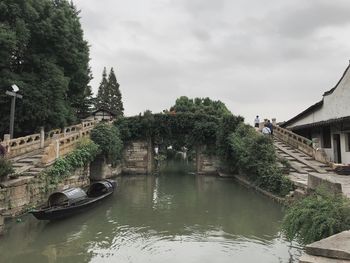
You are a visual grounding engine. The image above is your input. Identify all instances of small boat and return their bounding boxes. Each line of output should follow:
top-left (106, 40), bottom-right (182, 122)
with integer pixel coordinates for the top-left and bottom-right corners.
top-left (30, 179), bottom-right (116, 220)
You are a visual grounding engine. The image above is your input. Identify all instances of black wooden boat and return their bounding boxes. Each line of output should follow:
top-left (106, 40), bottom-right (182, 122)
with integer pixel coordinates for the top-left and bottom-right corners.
top-left (30, 179), bottom-right (116, 220)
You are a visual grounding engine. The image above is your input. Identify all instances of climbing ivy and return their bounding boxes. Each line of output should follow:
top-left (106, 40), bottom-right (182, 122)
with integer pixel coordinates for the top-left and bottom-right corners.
top-left (116, 112), bottom-right (242, 151)
top-left (45, 139), bottom-right (100, 185)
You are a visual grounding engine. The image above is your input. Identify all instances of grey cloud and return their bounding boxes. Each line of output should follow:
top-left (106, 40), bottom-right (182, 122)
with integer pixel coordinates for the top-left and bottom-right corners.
top-left (74, 0), bottom-right (350, 123)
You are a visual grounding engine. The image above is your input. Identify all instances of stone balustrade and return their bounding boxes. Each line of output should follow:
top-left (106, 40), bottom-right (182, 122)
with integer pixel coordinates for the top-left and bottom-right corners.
top-left (41, 120), bottom-right (96, 165)
top-left (3, 120), bottom-right (98, 160)
top-left (273, 124), bottom-right (329, 164)
top-left (3, 133), bottom-right (42, 158)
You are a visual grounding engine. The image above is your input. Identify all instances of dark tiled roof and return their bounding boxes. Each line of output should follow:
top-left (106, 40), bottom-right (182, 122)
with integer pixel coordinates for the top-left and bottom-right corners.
top-left (281, 100), bottom-right (323, 128)
top-left (289, 116), bottom-right (350, 131)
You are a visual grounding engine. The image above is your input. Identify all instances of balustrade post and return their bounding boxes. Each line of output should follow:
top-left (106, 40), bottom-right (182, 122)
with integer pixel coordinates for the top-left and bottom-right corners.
top-left (3, 134), bottom-right (10, 154)
top-left (40, 127), bottom-right (45, 149)
top-left (272, 118), bottom-right (276, 125)
top-left (53, 134), bottom-right (60, 159)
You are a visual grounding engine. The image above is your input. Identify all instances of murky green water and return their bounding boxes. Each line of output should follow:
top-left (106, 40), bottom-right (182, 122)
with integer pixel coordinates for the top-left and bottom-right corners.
top-left (0, 174), bottom-right (302, 263)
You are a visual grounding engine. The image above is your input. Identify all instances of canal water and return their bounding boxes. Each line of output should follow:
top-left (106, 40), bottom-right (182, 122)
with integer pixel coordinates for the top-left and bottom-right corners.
top-left (0, 174), bottom-right (302, 263)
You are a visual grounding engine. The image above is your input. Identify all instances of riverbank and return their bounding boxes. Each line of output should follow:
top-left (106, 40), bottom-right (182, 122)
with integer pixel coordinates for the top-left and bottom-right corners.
top-left (218, 172), bottom-right (286, 204)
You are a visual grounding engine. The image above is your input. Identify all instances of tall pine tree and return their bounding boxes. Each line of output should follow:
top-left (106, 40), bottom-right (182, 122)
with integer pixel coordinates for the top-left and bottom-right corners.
top-left (95, 67), bottom-right (124, 116)
top-left (107, 68), bottom-right (124, 116)
top-left (95, 67), bottom-right (109, 111)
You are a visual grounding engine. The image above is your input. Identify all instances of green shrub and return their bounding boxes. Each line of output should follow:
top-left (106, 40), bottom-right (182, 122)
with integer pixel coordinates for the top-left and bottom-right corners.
top-left (91, 123), bottom-right (123, 164)
top-left (282, 188), bottom-right (350, 244)
top-left (228, 123), bottom-right (293, 196)
top-left (0, 158), bottom-right (14, 177)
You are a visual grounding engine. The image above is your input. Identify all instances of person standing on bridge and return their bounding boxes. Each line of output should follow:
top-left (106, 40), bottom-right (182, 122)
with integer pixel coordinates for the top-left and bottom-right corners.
top-left (254, 116), bottom-right (260, 128)
top-left (267, 120), bottom-right (273, 136)
top-left (262, 124), bottom-right (271, 135)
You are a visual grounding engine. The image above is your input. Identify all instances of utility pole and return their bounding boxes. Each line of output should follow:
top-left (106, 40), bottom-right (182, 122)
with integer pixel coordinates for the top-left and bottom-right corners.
top-left (5, 85), bottom-right (23, 139)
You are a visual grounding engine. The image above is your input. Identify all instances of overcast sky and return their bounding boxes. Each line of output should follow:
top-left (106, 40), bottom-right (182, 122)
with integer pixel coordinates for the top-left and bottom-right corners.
top-left (74, 0), bottom-right (350, 123)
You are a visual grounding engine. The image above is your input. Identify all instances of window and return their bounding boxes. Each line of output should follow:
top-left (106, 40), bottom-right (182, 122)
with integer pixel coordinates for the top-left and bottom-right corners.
top-left (322, 126), bottom-right (331, 148)
top-left (346, 133), bottom-right (350, 152)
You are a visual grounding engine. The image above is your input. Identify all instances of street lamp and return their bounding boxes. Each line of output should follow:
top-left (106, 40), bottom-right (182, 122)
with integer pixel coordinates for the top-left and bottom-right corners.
top-left (5, 84), bottom-right (23, 138)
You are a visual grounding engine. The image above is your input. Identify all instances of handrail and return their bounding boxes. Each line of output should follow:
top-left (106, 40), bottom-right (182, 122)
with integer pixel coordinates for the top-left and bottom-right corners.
top-left (3, 120), bottom-right (98, 159)
top-left (272, 124), bottom-right (329, 164)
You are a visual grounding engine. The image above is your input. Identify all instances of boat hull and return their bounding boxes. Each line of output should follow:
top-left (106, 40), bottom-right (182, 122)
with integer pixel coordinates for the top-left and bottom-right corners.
top-left (30, 180), bottom-right (115, 220)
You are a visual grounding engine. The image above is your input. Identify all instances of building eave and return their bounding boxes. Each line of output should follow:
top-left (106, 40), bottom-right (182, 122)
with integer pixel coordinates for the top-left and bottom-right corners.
top-left (281, 100), bottom-right (323, 128)
top-left (289, 116), bottom-right (350, 131)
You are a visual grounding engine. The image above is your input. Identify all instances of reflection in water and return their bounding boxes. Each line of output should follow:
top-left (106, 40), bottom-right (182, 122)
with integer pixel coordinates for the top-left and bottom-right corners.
top-left (0, 174), bottom-right (302, 263)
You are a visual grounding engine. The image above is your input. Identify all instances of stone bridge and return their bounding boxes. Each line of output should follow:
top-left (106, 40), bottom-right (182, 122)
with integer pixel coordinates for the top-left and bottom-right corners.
top-left (2, 120), bottom-right (98, 176)
top-left (271, 123), bottom-right (350, 199)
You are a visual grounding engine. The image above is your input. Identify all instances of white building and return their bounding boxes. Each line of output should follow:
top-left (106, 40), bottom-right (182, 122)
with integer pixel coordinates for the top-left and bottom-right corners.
top-left (282, 63), bottom-right (350, 164)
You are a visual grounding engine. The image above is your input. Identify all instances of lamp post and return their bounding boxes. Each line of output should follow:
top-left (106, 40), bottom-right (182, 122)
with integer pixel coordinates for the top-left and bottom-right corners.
top-left (5, 84), bottom-right (22, 139)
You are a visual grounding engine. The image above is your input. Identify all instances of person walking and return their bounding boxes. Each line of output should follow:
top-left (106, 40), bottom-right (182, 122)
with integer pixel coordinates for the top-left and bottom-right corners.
top-left (254, 115), bottom-right (260, 128)
top-left (262, 124), bottom-right (271, 135)
top-left (267, 120), bottom-right (273, 136)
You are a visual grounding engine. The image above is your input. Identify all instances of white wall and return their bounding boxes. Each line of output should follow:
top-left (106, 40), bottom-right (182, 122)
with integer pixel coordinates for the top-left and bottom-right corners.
top-left (287, 66), bottom-right (350, 128)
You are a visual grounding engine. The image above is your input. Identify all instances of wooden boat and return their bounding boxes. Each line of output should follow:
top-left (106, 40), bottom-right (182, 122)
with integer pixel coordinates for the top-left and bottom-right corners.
top-left (30, 179), bottom-right (116, 220)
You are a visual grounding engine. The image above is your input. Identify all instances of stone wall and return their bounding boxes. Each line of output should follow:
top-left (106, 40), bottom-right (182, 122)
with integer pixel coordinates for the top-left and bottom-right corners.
top-left (196, 149), bottom-right (219, 175)
top-left (122, 140), bottom-right (153, 174)
top-left (90, 156), bottom-right (122, 180)
top-left (0, 165), bottom-right (90, 220)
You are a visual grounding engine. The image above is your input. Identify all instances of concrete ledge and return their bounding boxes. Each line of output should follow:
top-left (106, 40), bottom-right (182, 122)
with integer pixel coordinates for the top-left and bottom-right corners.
top-left (0, 176), bottom-right (34, 188)
top-left (305, 231), bottom-right (350, 260)
top-left (299, 254), bottom-right (350, 263)
top-left (308, 173), bottom-right (342, 194)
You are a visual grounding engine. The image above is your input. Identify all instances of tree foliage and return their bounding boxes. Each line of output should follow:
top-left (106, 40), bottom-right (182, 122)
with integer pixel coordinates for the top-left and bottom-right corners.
top-left (90, 123), bottom-right (123, 164)
top-left (0, 157), bottom-right (14, 177)
top-left (170, 96), bottom-right (231, 118)
top-left (282, 189), bottom-right (350, 244)
top-left (0, 0), bottom-right (91, 136)
top-left (116, 112), bottom-right (222, 150)
top-left (95, 67), bottom-right (123, 116)
top-left (228, 123), bottom-right (293, 196)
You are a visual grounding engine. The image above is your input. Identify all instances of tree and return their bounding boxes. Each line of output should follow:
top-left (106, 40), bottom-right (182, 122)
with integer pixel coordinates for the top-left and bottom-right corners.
top-left (0, 0), bottom-right (91, 136)
top-left (171, 96), bottom-right (231, 118)
top-left (95, 67), bottom-right (124, 116)
top-left (107, 68), bottom-right (124, 116)
top-left (95, 67), bottom-right (109, 111)
top-left (91, 123), bottom-right (123, 165)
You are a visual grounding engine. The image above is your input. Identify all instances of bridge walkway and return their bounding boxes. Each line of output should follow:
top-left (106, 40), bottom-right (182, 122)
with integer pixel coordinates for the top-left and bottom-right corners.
top-left (273, 136), bottom-right (350, 198)
top-left (9, 149), bottom-right (46, 177)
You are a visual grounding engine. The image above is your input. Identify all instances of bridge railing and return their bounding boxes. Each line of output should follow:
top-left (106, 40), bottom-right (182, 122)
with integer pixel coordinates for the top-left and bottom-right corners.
top-left (2, 120), bottom-right (98, 159)
top-left (273, 124), bottom-right (329, 164)
top-left (41, 120), bottom-right (96, 165)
